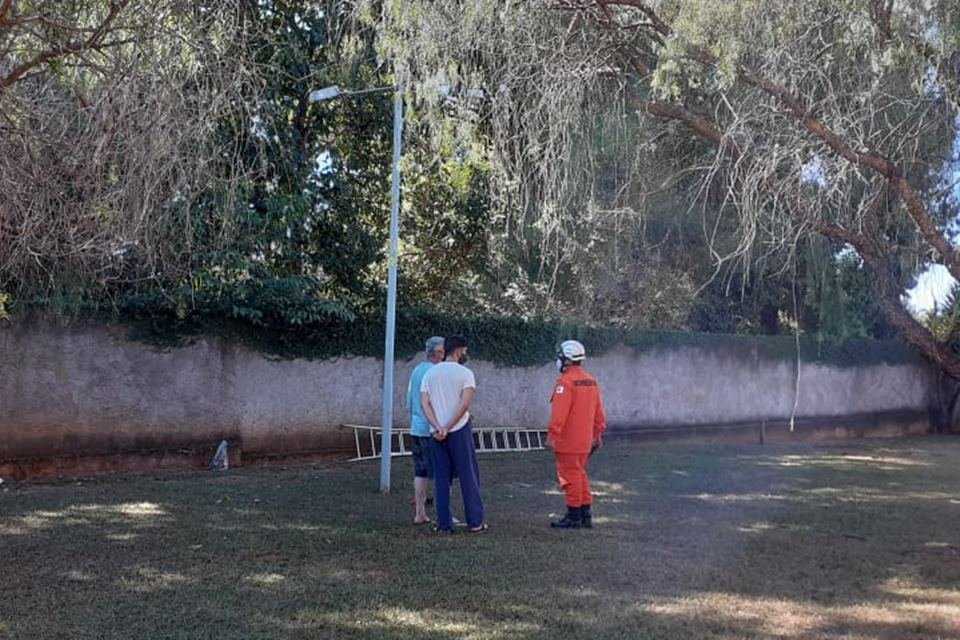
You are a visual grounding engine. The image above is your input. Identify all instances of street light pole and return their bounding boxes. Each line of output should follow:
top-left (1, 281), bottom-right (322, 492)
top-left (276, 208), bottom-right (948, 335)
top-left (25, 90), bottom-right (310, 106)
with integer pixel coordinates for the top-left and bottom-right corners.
top-left (309, 84), bottom-right (402, 493)
top-left (379, 90), bottom-right (403, 493)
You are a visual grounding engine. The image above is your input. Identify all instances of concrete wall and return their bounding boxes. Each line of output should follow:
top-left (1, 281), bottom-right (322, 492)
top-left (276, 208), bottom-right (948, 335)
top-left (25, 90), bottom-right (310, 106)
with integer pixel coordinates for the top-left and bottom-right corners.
top-left (0, 321), bottom-right (936, 467)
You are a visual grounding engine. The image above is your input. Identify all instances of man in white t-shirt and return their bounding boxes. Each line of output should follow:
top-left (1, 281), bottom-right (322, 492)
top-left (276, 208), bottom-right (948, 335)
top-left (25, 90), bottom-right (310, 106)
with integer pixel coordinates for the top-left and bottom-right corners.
top-left (420, 335), bottom-right (487, 533)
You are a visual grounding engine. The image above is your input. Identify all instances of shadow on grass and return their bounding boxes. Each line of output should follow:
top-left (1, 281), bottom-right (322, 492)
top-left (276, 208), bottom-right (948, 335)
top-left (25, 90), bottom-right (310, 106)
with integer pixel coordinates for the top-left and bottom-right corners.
top-left (1, 437), bottom-right (959, 639)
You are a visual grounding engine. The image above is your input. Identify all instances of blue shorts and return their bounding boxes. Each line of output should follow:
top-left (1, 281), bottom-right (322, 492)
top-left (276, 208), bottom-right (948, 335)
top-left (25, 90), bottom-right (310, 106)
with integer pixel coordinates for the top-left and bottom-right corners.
top-left (411, 435), bottom-right (434, 479)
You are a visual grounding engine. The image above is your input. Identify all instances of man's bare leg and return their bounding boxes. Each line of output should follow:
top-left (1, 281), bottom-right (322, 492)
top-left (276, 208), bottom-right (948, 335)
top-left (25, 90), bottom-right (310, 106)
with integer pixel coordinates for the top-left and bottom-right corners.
top-left (414, 476), bottom-right (430, 524)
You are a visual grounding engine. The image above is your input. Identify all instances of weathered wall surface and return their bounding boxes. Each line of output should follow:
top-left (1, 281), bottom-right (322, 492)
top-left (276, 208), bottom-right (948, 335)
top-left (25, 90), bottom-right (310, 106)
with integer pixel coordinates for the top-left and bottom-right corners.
top-left (0, 321), bottom-right (935, 466)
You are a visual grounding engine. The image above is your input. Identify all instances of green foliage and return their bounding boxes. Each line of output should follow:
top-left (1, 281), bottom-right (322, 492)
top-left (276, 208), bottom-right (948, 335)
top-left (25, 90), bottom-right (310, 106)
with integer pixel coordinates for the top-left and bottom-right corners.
top-left (119, 301), bottom-right (919, 369)
top-left (364, 0), bottom-right (959, 366)
top-left (187, 1), bottom-right (496, 310)
top-left (0, 291), bottom-right (9, 320)
top-left (118, 274), bottom-right (355, 351)
top-left (803, 241), bottom-right (898, 341)
top-left (923, 284), bottom-right (960, 355)
top-left (4, 0), bottom-right (950, 376)
top-left (397, 150), bottom-right (493, 312)
top-left (212, 1), bottom-right (390, 300)
top-left (1, 1), bottom-right (496, 326)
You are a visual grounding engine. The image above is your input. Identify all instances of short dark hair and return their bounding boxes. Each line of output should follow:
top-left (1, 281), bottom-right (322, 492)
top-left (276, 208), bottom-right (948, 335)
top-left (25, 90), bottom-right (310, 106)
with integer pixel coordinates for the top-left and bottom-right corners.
top-left (444, 335), bottom-right (468, 355)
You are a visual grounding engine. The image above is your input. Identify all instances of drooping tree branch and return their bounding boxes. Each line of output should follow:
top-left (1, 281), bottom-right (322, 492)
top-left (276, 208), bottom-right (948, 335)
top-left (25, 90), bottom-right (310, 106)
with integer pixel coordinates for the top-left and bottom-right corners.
top-left (366, 0), bottom-right (960, 368)
top-left (588, 1), bottom-right (960, 377)
top-left (597, 0), bottom-right (960, 285)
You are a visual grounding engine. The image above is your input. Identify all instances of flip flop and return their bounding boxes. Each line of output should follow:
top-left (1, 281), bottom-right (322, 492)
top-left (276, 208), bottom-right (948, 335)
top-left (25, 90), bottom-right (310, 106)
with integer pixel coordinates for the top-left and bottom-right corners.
top-left (432, 525), bottom-right (454, 534)
top-left (467, 523), bottom-right (489, 534)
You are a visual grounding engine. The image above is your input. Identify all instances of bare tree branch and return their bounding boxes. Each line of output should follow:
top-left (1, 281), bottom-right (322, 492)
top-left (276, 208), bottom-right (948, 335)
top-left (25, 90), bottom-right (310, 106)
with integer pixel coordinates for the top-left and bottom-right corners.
top-left (0, 0), bottom-right (130, 90)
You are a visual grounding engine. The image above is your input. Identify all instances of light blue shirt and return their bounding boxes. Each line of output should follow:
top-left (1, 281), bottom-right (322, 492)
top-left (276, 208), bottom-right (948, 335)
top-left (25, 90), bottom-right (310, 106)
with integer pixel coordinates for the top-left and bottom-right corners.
top-left (407, 361), bottom-right (434, 437)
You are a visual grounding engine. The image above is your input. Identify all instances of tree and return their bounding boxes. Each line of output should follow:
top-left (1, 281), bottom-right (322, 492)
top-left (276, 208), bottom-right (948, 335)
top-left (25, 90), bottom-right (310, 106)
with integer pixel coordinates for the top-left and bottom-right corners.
top-left (365, 0), bottom-right (960, 375)
top-left (0, 0), bottom-right (498, 329)
top-left (0, 1), bottom-right (264, 305)
top-left (220, 0), bottom-right (496, 312)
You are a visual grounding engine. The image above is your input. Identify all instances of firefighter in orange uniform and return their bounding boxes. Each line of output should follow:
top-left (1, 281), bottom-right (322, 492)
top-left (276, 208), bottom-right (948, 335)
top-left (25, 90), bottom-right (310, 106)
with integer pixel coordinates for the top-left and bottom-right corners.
top-left (546, 340), bottom-right (607, 528)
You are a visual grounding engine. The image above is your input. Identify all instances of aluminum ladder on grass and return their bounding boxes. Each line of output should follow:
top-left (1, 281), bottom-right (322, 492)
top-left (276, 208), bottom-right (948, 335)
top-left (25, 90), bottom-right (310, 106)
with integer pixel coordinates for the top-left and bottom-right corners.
top-left (340, 424), bottom-right (547, 462)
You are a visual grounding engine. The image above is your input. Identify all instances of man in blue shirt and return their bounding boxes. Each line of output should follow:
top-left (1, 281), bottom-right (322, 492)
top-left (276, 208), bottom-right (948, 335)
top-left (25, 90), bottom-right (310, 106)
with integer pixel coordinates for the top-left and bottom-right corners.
top-left (407, 336), bottom-right (445, 524)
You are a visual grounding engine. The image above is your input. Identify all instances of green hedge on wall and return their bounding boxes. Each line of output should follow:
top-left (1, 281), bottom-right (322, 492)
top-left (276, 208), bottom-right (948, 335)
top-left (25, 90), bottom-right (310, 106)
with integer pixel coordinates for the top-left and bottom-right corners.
top-left (120, 304), bottom-right (923, 369)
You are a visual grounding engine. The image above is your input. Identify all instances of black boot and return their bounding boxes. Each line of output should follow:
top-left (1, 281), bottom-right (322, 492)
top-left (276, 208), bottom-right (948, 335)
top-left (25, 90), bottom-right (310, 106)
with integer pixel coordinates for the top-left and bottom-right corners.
top-left (580, 505), bottom-right (593, 529)
top-left (550, 506), bottom-right (582, 528)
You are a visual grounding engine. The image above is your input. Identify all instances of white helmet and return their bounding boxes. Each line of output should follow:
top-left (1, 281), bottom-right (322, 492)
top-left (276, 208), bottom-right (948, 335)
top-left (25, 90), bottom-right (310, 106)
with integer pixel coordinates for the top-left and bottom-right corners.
top-left (558, 339), bottom-right (586, 362)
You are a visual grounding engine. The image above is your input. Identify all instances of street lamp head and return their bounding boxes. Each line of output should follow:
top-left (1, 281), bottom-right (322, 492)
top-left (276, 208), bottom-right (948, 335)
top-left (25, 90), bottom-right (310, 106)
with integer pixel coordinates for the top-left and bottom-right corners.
top-left (308, 85), bottom-right (341, 102)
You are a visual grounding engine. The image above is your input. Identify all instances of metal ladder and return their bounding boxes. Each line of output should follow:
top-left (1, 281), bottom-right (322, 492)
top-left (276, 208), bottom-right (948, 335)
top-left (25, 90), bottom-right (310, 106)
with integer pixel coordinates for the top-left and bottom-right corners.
top-left (340, 424), bottom-right (547, 462)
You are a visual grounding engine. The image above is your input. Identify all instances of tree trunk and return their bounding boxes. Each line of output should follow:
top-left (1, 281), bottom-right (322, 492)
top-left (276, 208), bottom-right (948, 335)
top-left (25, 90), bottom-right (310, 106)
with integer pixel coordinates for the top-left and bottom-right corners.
top-left (860, 252), bottom-right (960, 381)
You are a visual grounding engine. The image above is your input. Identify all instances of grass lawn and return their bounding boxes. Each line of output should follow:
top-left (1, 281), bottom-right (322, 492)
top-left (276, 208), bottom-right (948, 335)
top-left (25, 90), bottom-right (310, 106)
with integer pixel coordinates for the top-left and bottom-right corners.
top-left (2, 436), bottom-right (960, 639)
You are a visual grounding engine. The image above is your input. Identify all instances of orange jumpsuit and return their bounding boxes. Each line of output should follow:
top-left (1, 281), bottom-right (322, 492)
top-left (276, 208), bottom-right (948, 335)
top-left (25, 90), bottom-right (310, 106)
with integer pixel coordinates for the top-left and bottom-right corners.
top-left (548, 365), bottom-right (607, 508)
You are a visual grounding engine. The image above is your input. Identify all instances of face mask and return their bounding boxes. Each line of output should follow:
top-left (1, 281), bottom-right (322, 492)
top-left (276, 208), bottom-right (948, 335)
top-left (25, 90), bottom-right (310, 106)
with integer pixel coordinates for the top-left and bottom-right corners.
top-left (458, 353), bottom-right (468, 365)
top-left (556, 357), bottom-right (565, 372)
